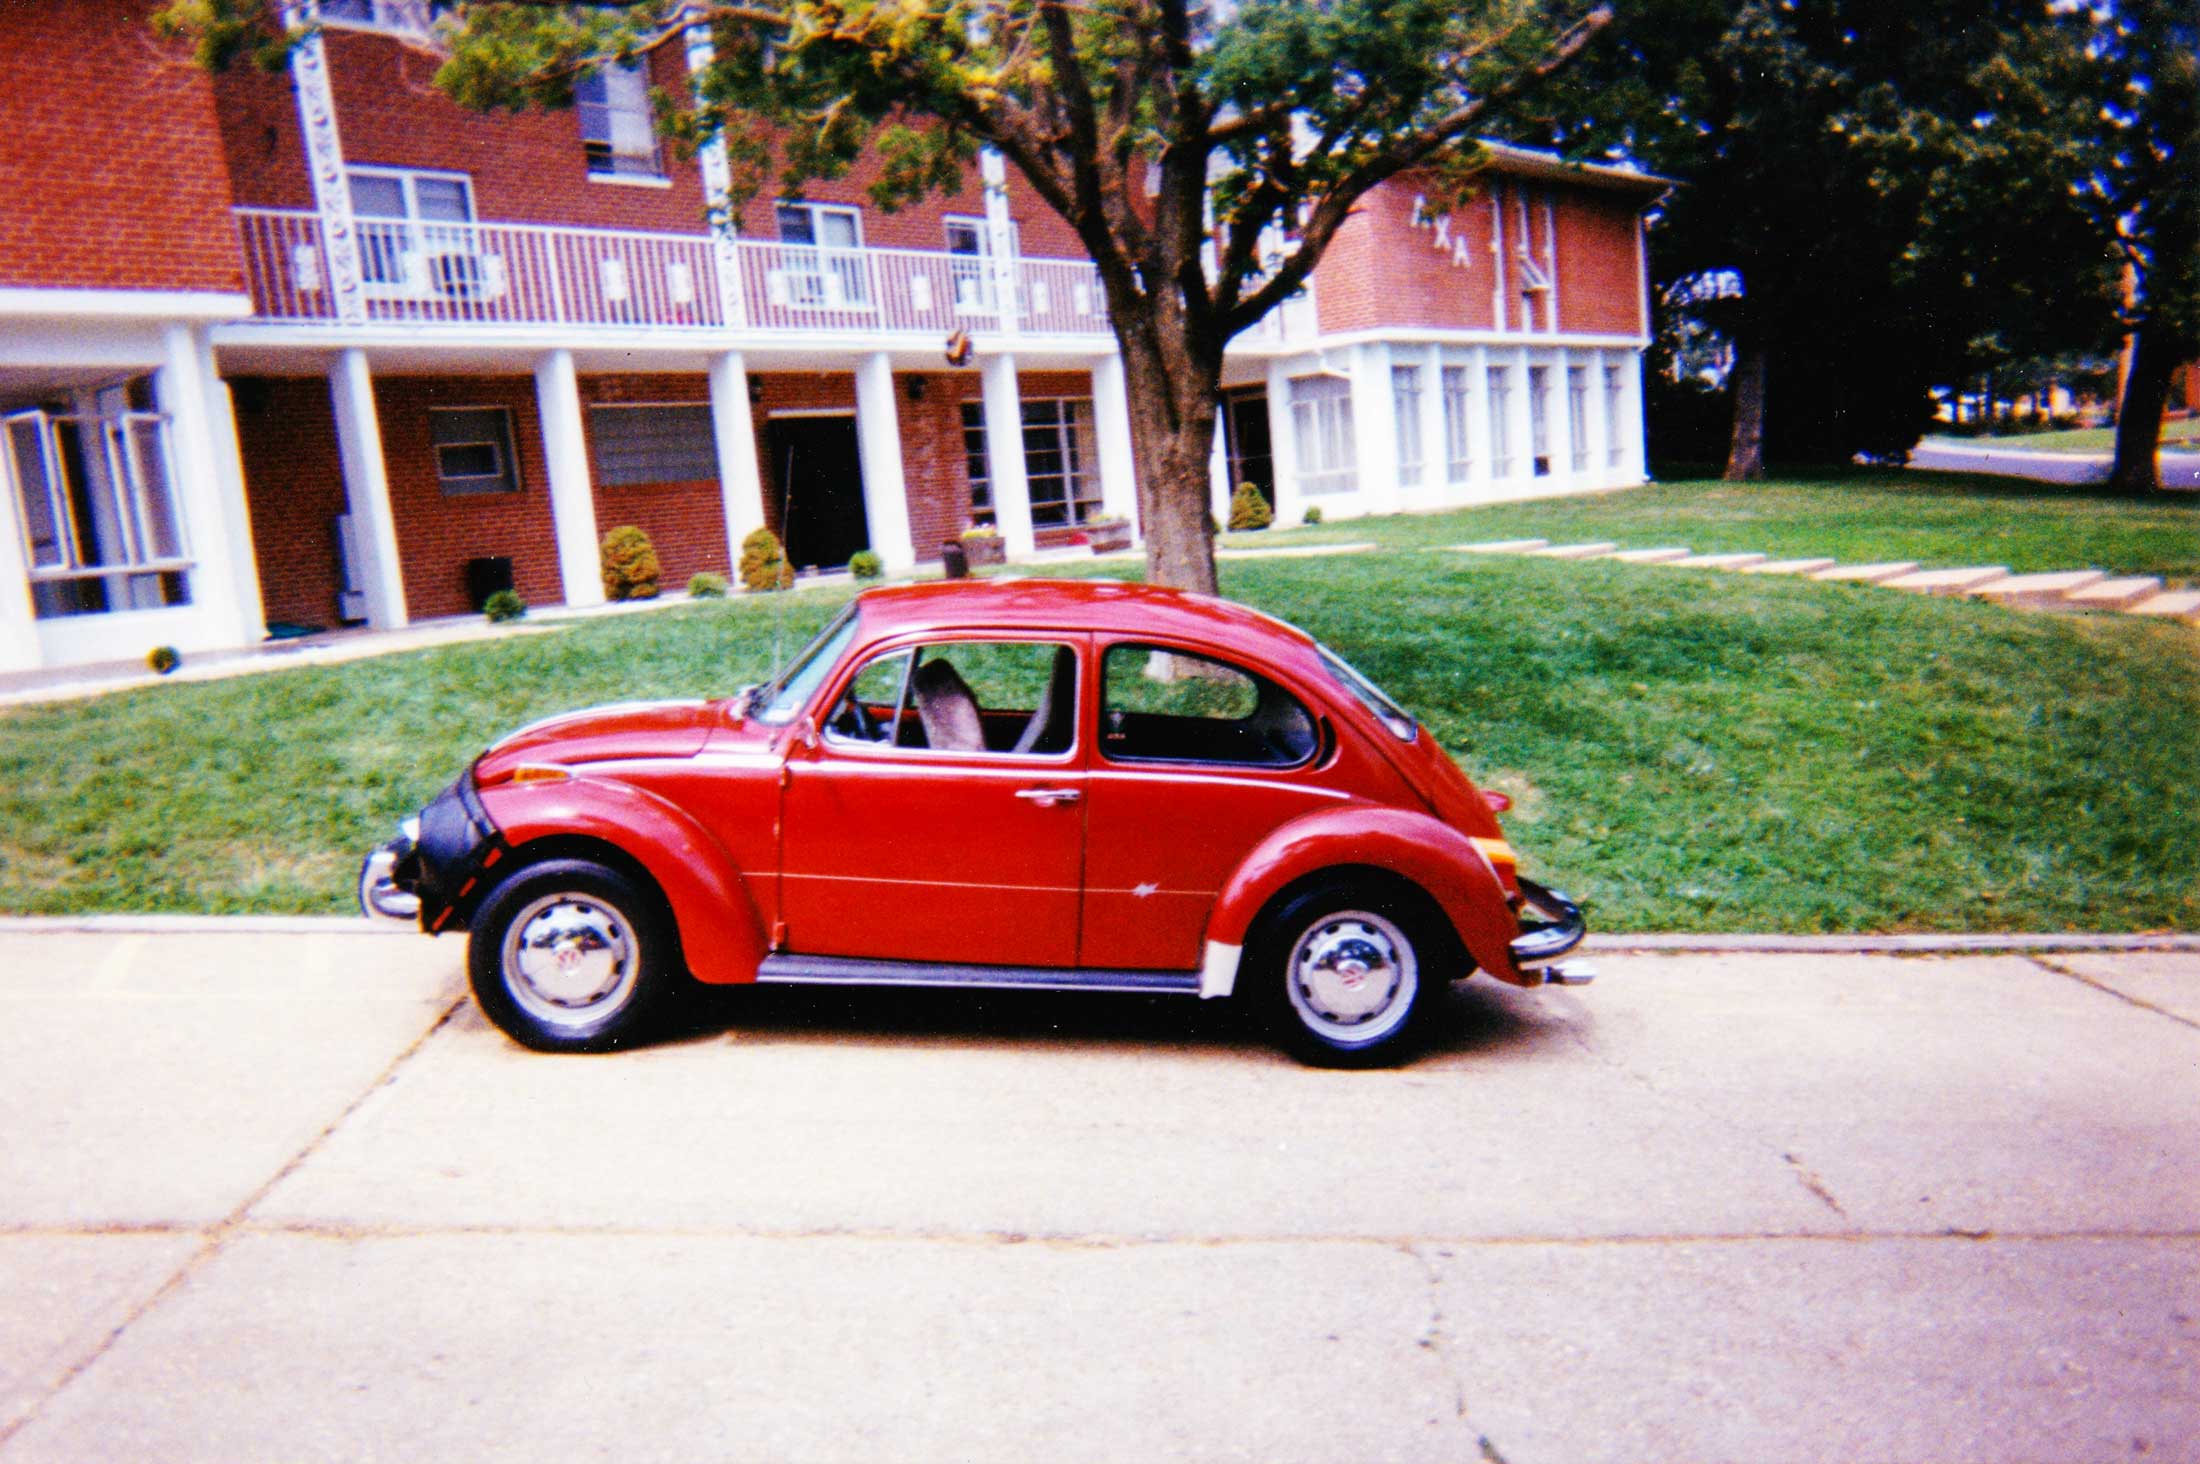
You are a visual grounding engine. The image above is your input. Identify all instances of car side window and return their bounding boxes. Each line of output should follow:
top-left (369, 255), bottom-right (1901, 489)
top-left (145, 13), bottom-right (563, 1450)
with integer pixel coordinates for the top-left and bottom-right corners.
top-left (1100, 643), bottom-right (1318, 767)
top-left (827, 640), bottom-right (1077, 756)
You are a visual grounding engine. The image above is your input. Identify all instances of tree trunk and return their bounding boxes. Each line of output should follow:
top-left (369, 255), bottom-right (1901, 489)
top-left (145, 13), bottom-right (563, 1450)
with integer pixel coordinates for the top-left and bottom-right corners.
top-left (2108, 322), bottom-right (2178, 496)
top-left (1115, 327), bottom-right (1225, 595)
top-left (1724, 336), bottom-right (1767, 481)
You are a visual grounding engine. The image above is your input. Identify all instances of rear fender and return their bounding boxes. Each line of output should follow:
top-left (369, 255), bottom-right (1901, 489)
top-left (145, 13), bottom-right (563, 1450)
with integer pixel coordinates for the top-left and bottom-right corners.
top-left (480, 778), bottom-right (767, 985)
top-left (1208, 806), bottom-right (1531, 988)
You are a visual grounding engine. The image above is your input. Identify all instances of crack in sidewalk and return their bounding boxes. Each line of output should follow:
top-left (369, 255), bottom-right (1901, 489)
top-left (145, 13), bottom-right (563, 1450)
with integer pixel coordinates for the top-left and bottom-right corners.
top-left (2027, 954), bottom-right (2200, 1033)
top-left (1403, 1242), bottom-right (1518, 1464)
top-left (0, 991), bottom-right (467, 1453)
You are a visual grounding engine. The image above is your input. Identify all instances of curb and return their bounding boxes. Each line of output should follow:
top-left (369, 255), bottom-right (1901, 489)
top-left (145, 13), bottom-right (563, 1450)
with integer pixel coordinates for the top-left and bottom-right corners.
top-left (0, 914), bottom-right (2191, 954)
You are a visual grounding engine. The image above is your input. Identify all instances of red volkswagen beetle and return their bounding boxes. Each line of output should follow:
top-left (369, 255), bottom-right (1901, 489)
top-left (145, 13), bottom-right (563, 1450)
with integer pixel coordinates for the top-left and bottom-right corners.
top-left (361, 579), bottom-right (1590, 1066)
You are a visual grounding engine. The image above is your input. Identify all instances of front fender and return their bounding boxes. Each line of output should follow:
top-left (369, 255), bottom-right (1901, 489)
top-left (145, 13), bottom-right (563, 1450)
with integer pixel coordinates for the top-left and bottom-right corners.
top-left (1207, 805), bottom-right (1533, 987)
top-left (479, 777), bottom-right (768, 985)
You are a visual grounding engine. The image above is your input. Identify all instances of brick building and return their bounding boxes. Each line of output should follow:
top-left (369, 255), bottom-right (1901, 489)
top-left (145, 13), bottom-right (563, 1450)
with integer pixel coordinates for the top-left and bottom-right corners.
top-left (0, 0), bottom-right (1662, 675)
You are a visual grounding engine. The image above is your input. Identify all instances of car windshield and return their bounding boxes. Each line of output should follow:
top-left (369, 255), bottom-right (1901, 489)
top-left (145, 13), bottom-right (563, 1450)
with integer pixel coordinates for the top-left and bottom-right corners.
top-left (753, 603), bottom-right (860, 725)
top-left (1316, 644), bottom-right (1418, 742)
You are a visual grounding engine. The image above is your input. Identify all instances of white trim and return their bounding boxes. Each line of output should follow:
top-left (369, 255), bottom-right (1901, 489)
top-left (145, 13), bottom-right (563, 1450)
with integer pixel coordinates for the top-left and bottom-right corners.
top-left (0, 289), bottom-right (253, 323)
top-left (535, 348), bottom-right (606, 608)
top-left (1199, 939), bottom-right (1242, 1000)
top-left (852, 352), bottom-right (916, 573)
top-left (585, 174), bottom-right (674, 190)
top-left (765, 407), bottom-right (857, 420)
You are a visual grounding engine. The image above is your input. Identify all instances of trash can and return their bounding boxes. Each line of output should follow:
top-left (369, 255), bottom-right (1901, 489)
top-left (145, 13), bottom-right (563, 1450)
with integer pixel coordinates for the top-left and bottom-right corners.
top-left (940, 542), bottom-right (970, 579)
top-left (466, 556), bottom-right (515, 611)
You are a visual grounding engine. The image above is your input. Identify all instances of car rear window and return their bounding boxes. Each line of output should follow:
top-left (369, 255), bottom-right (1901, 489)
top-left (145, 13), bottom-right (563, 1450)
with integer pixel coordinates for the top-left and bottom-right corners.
top-left (1316, 645), bottom-right (1417, 741)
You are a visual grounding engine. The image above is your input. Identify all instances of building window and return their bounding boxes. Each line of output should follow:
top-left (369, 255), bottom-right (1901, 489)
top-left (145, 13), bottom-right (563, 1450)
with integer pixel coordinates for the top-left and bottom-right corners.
top-left (944, 216), bottom-right (1000, 311)
top-left (1392, 365), bottom-right (1423, 487)
top-left (317, 0), bottom-right (434, 36)
top-left (577, 60), bottom-right (662, 178)
top-left (430, 407), bottom-right (521, 496)
top-left (960, 401), bottom-right (993, 524)
top-left (347, 167), bottom-right (474, 292)
top-left (588, 404), bottom-right (717, 487)
top-left (1486, 367), bottom-right (1514, 478)
top-left (1605, 365), bottom-right (1626, 467)
top-left (774, 202), bottom-right (869, 308)
top-left (1568, 366), bottom-right (1590, 473)
top-left (1289, 374), bottom-right (1356, 497)
top-left (5, 386), bottom-right (193, 620)
top-left (1441, 366), bottom-right (1471, 483)
top-left (1528, 365), bottom-right (1552, 476)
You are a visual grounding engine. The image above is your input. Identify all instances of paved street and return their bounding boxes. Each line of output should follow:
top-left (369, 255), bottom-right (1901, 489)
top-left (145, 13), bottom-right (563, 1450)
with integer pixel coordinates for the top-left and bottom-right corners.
top-left (1909, 440), bottom-right (2200, 489)
top-left (0, 926), bottom-right (2195, 1463)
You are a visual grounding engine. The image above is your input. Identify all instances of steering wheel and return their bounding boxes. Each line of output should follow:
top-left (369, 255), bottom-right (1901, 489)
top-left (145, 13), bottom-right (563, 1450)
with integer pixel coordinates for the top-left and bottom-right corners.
top-left (838, 697), bottom-right (882, 742)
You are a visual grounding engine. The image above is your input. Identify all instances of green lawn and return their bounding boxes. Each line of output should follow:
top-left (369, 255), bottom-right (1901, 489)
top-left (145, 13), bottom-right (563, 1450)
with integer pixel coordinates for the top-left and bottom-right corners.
top-left (2, 474), bottom-right (2196, 931)
top-left (1226, 470), bottom-right (2200, 585)
top-left (1922, 424), bottom-right (2200, 455)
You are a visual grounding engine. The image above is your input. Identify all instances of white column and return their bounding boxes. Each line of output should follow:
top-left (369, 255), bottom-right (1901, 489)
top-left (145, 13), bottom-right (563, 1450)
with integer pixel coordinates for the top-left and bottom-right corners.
top-left (708, 351), bottom-right (765, 560)
top-left (1264, 358), bottom-right (1302, 528)
top-left (978, 352), bottom-right (1034, 558)
top-left (1090, 353), bottom-right (1139, 534)
top-left (1348, 341), bottom-right (1397, 514)
top-left (155, 325), bottom-right (259, 647)
top-left (0, 420), bottom-right (40, 670)
top-left (328, 348), bottom-right (407, 629)
top-left (1548, 347), bottom-right (1576, 487)
top-left (980, 149), bottom-right (1021, 337)
top-left (1208, 407), bottom-right (1233, 526)
top-left (684, 24), bottom-right (748, 328)
top-left (1466, 345), bottom-right (1494, 499)
top-left (1622, 349), bottom-right (1649, 481)
top-left (534, 348), bottom-right (604, 609)
top-left (1507, 346), bottom-right (1536, 489)
top-left (190, 330), bottom-right (267, 645)
top-left (1582, 348), bottom-right (1612, 488)
top-left (853, 352), bottom-right (916, 572)
top-left (1416, 344), bottom-right (1448, 508)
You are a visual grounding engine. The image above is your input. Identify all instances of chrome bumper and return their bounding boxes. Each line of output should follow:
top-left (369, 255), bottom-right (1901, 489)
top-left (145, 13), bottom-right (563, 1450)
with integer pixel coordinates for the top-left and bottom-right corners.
top-left (357, 821), bottom-right (422, 928)
top-left (1510, 876), bottom-right (1588, 974)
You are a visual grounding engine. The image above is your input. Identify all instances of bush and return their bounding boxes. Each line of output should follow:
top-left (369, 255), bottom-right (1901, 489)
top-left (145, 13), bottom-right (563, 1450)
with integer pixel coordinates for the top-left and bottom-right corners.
top-left (687, 571), bottom-right (728, 599)
top-left (1302, 506), bottom-right (1324, 526)
top-left (1228, 481), bottom-right (1273, 531)
top-left (599, 525), bottom-right (661, 601)
top-left (739, 527), bottom-right (794, 592)
top-left (146, 645), bottom-right (180, 675)
top-left (482, 590), bottom-right (527, 623)
top-left (848, 549), bottom-right (883, 581)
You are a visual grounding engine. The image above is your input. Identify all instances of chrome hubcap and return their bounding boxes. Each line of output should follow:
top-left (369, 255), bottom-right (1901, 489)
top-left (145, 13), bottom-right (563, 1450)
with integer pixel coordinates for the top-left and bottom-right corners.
top-left (502, 893), bottom-right (638, 1031)
top-left (1288, 910), bottom-right (1415, 1043)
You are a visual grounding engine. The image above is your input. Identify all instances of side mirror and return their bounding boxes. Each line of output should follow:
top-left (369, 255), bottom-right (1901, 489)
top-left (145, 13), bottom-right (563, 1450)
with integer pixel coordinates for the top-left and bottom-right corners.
top-left (796, 714), bottom-right (820, 750)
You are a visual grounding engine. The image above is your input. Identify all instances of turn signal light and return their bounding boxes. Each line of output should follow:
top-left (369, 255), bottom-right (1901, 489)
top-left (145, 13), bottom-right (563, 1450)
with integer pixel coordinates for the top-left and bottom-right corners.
top-left (508, 763), bottom-right (571, 784)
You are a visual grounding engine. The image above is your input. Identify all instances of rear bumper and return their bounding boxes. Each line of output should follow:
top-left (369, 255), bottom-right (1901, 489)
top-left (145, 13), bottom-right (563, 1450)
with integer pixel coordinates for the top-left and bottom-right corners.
top-left (1509, 877), bottom-right (1587, 969)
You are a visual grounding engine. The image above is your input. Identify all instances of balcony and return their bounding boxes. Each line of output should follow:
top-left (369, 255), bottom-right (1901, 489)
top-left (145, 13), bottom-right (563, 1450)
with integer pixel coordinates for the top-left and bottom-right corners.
top-left (232, 208), bottom-right (1112, 341)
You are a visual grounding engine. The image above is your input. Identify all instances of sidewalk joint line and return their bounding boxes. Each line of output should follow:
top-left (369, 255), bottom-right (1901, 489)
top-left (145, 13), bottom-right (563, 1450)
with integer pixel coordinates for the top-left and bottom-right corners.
top-left (2026, 953), bottom-right (2200, 1033)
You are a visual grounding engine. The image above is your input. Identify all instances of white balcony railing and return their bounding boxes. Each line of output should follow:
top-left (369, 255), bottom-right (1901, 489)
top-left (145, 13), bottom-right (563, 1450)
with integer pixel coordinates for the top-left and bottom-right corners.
top-left (233, 208), bottom-right (1112, 340)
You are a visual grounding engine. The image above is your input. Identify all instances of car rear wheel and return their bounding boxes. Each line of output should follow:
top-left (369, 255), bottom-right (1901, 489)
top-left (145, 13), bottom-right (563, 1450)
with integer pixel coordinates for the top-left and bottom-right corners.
top-left (467, 858), bottom-right (674, 1053)
top-left (1251, 878), bottom-right (1438, 1068)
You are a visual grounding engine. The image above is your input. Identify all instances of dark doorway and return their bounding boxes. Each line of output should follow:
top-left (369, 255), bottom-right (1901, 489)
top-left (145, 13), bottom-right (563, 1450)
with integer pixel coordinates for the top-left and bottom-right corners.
top-left (767, 414), bottom-right (871, 571)
top-left (1222, 391), bottom-right (1274, 506)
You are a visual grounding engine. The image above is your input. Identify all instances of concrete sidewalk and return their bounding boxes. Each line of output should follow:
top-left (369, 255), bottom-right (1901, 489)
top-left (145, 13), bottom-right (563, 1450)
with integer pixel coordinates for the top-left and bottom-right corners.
top-left (1, 927), bottom-right (2195, 1462)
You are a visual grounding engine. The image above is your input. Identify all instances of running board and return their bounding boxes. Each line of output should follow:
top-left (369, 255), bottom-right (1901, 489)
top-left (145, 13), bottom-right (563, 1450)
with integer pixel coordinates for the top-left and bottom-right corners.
top-left (755, 953), bottom-right (1202, 996)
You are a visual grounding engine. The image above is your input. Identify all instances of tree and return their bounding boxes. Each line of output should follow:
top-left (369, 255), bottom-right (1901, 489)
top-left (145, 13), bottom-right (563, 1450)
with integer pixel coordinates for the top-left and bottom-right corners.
top-left (159, 0), bottom-right (1614, 592)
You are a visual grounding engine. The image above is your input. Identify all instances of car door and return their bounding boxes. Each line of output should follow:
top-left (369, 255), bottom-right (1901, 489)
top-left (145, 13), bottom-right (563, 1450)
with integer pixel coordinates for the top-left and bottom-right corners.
top-left (1080, 639), bottom-right (1338, 972)
top-left (777, 633), bottom-right (1088, 968)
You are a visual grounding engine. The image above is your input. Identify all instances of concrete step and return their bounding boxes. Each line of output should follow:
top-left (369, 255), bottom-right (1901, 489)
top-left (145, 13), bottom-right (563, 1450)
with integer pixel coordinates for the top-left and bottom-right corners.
top-left (2126, 590), bottom-right (2200, 624)
top-left (1606, 546), bottom-right (1693, 564)
top-left (1741, 557), bottom-right (1838, 576)
top-left (1452, 539), bottom-right (1548, 554)
top-left (1530, 541), bottom-right (1620, 559)
top-left (1967, 570), bottom-right (2107, 608)
top-left (1812, 562), bottom-right (1920, 583)
top-left (1881, 566), bottom-right (2011, 596)
top-left (1674, 552), bottom-right (1769, 570)
top-left (2066, 576), bottom-right (2166, 611)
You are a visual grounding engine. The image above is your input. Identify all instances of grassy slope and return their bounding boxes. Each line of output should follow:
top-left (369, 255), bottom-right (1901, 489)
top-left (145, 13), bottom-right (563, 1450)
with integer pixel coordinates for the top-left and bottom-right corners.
top-left (1231, 471), bottom-right (2200, 585)
top-left (4, 542), bottom-right (2196, 930)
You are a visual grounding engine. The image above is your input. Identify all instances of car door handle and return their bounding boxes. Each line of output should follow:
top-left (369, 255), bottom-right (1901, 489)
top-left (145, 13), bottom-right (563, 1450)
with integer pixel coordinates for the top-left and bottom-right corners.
top-left (1014, 786), bottom-right (1082, 807)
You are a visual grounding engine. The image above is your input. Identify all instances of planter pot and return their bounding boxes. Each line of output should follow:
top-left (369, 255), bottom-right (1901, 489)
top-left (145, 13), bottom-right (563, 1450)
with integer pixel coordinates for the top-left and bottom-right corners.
top-left (1085, 523), bottom-right (1133, 553)
top-left (961, 536), bottom-right (1007, 566)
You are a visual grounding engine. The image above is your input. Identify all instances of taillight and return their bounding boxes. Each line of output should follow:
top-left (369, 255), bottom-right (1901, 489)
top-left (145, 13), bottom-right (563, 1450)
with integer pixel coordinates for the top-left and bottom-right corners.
top-left (1482, 790), bottom-right (1513, 813)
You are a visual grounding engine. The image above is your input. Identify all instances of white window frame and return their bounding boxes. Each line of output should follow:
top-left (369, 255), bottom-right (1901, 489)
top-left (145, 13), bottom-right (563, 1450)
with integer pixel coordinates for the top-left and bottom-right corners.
top-left (429, 406), bottom-right (522, 497)
top-left (1020, 397), bottom-right (1102, 527)
top-left (959, 399), bottom-right (993, 524)
top-left (577, 60), bottom-right (663, 180)
top-left (1528, 365), bottom-right (1552, 477)
top-left (1392, 365), bottom-right (1423, 488)
top-left (773, 202), bottom-right (871, 310)
top-left (1568, 366), bottom-right (1591, 473)
top-left (315, 0), bottom-right (434, 38)
top-left (1604, 365), bottom-right (1626, 467)
top-left (5, 405), bottom-right (192, 584)
top-left (1486, 367), bottom-right (1514, 479)
top-left (1441, 366), bottom-right (1471, 484)
top-left (1290, 374), bottom-right (1357, 498)
top-left (347, 165), bottom-right (478, 301)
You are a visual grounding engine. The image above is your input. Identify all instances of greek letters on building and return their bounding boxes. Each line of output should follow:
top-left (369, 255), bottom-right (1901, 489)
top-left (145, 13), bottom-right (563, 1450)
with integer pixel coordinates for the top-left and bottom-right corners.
top-left (0, 0), bottom-right (1662, 674)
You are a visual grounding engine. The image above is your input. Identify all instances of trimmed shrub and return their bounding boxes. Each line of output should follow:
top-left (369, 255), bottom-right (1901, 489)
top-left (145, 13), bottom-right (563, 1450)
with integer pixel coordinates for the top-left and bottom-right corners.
top-left (146, 645), bottom-right (180, 675)
top-left (687, 571), bottom-right (729, 599)
top-left (1228, 481), bottom-right (1273, 531)
top-left (599, 526), bottom-right (661, 601)
top-left (1302, 506), bottom-right (1324, 526)
top-left (848, 549), bottom-right (884, 581)
top-left (483, 590), bottom-right (527, 623)
top-left (739, 527), bottom-right (794, 592)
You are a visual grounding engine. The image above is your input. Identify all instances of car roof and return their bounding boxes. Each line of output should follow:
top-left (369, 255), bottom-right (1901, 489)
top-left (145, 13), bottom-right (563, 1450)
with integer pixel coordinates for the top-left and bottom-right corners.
top-left (852, 577), bottom-right (1318, 656)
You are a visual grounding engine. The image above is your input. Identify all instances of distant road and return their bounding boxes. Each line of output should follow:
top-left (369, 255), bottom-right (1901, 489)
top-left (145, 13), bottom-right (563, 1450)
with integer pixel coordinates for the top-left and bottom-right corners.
top-left (1910, 439), bottom-right (2200, 489)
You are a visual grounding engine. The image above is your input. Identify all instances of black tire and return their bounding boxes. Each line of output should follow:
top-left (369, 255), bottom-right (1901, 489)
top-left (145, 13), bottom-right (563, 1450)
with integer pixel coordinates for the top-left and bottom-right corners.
top-left (1248, 876), bottom-right (1443, 1068)
top-left (466, 857), bottom-right (675, 1053)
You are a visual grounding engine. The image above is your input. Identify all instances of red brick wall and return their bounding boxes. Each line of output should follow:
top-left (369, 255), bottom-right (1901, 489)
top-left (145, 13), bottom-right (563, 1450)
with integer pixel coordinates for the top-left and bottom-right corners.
top-left (1556, 193), bottom-right (1644, 337)
top-left (208, 55), bottom-right (315, 210)
top-left (728, 145), bottom-right (1086, 259)
top-left (579, 373), bottom-right (731, 587)
top-left (0, 0), bottom-right (243, 292)
top-left (234, 376), bottom-right (349, 628)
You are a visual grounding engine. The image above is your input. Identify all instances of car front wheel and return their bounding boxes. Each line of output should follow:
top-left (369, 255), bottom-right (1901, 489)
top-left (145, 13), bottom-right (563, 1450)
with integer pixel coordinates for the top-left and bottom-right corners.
top-left (1252, 879), bottom-right (1438, 1068)
top-left (467, 858), bottom-right (674, 1053)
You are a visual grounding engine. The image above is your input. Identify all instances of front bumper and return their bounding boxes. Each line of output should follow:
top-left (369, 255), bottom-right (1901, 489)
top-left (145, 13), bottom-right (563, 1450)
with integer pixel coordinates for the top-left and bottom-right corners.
top-left (1510, 876), bottom-right (1589, 976)
top-left (356, 770), bottom-right (503, 933)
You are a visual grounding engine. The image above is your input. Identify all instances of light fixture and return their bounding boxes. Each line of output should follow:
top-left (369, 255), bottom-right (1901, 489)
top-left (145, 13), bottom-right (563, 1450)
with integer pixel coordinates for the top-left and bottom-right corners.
top-left (747, 377), bottom-right (764, 404)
